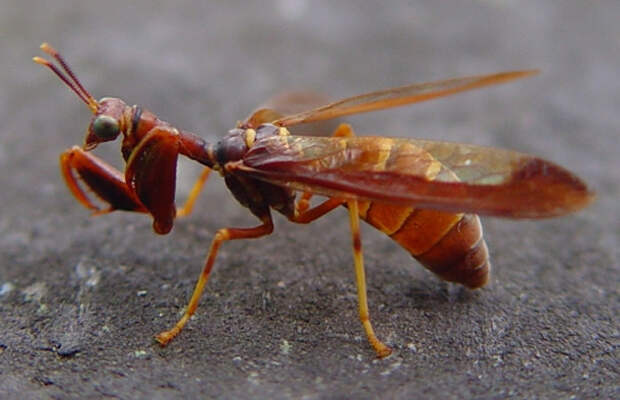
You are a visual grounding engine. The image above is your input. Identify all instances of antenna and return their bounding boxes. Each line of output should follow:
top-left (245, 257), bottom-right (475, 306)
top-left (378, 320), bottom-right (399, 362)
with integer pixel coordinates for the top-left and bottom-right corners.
top-left (33, 43), bottom-right (98, 113)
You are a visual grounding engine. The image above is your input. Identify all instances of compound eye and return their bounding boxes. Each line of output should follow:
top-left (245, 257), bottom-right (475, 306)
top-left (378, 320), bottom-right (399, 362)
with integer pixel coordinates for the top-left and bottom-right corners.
top-left (92, 115), bottom-right (120, 140)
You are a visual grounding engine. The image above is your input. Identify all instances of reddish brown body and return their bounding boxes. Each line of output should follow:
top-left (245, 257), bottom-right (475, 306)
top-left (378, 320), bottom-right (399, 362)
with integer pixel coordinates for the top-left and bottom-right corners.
top-left (329, 137), bottom-right (490, 289)
top-left (35, 43), bottom-right (593, 358)
top-left (362, 204), bottom-right (488, 289)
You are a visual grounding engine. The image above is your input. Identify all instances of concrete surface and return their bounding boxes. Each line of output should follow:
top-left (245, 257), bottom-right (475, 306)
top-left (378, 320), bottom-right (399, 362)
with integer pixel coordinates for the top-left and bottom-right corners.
top-left (0, 1), bottom-right (617, 398)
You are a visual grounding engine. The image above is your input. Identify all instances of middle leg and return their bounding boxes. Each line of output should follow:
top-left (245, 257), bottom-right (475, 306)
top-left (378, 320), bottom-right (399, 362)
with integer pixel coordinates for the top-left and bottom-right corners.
top-left (156, 215), bottom-right (274, 346)
top-left (176, 167), bottom-right (211, 218)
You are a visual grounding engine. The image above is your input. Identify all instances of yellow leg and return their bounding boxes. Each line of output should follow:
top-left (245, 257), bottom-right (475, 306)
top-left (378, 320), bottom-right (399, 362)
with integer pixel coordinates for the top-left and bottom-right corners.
top-left (176, 167), bottom-right (211, 218)
top-left (295, 192), bottom-right (314, 215)
top-left (291, 196), bottom-right (343, 224)
top-left (333, 123), bottom-right (355, 138)
top-left (347, 200), bottom-right (392, 358)
top-left (156, 217), bottom-right (274, 346)
top-left (291, 193), bottom-right (391, 356)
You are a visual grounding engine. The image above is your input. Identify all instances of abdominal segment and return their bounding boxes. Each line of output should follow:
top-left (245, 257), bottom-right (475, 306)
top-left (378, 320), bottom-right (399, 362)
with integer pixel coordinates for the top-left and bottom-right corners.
top-left (358, 201), bottom-right (490, 289)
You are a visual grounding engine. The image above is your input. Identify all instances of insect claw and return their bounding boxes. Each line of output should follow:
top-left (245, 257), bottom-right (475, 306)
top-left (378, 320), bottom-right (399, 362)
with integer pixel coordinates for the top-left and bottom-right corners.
top-left (90, 208), bottom-right (113, 216)
top-left (155, 326), bottom-right (181, 347)
top-left (374, 343), bottom-right (393, 359)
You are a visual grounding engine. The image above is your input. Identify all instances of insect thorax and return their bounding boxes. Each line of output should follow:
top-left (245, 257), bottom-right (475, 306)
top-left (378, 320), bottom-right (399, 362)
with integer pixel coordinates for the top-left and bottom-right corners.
top-left (215, 123), bottom-right (288, 165)
top-left (215, 123), bottom-right (295, 219)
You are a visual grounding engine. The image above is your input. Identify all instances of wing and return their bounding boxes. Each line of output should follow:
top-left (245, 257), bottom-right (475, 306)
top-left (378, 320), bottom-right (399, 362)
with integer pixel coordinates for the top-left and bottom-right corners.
top-left (273, 70), bottom-right (539, 127)
top-left (242, 92), bottom-right (339, 136)
top-left (233, 135), bottom-right (594, 218)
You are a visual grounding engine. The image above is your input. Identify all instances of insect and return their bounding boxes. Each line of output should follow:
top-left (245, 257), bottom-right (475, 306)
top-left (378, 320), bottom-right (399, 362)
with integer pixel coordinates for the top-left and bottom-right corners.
top-left (34, 43), bottom-right (593, 358)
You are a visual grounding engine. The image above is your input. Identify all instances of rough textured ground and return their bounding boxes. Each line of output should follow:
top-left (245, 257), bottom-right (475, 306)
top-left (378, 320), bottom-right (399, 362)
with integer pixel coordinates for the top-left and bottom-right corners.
top-left (1, 1), bottom-right (618, 399)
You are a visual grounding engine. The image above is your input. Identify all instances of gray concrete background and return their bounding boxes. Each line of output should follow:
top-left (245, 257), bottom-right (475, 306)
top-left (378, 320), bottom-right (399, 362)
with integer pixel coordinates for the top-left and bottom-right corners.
top-left (0, 1), bottom-right (618, 398)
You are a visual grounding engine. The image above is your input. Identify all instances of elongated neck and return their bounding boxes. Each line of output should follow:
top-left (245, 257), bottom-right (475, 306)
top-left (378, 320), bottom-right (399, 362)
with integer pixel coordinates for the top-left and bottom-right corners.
top-left (178, 131), bottom-right (217, 168)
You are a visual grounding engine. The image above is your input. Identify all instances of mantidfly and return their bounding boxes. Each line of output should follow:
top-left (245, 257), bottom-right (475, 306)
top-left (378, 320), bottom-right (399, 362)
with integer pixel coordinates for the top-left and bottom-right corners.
top-left (34, 43), bottom-right (593, 357)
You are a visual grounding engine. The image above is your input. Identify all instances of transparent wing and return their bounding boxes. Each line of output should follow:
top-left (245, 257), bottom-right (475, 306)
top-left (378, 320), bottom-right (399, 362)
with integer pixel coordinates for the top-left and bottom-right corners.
top-left (273, 70), bottom-right (538, 127)
top-left (234, 135), bottom-right (593, 218)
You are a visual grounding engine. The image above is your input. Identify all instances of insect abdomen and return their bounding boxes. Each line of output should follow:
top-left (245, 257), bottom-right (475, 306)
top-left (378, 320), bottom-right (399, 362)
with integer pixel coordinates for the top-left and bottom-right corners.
top-left (358, 202), bottom-right (489, 288)
top-left (414, 212), bottom-right (489, 289)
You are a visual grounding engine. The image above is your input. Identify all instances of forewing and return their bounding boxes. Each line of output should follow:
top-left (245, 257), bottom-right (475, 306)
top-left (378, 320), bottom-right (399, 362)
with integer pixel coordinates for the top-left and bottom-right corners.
top-left (242, 108), bottom-right (284, 129)
top-left (273, 70), bottom-right (538, 127)
top-left (236, 135), bottom-right (593, 218)
top-left (242, 92), bottom-right (340, 136)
